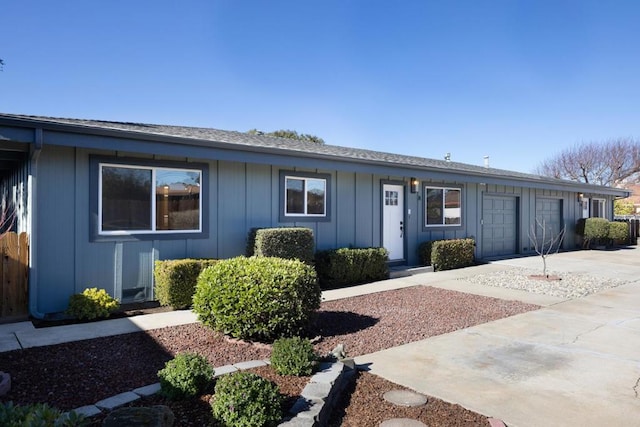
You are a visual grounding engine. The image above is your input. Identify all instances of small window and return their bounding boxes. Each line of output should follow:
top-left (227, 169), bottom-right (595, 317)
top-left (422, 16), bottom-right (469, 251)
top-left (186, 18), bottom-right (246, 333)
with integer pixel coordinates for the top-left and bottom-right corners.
top-left (385, 190), bottom-right (399, 206)
top-left (591, 198), bottom-right (606, 218)
top-left (425, 186), bottom-right (461, 226)
top-left (285, 176), bottom-right (327, 217)
top-left (99, 163), bottom-right (202, 234)
top-left (279, 171), bottom-right (331, 222)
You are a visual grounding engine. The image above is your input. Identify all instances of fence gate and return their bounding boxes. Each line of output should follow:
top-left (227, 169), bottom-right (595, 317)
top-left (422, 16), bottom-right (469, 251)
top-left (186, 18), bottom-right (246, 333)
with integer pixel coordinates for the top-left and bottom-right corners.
top-left (0, 232), bottom-right (29, 319)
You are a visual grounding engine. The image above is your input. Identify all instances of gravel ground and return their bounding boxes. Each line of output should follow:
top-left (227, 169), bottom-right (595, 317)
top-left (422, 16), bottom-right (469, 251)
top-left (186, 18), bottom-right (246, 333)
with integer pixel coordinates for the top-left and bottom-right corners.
top-left (0, 285), bottom-right (539, 425)
top-left (460, 267), bottom-right (629, 299)
top-left (328, 371), bottom-right (490, 426)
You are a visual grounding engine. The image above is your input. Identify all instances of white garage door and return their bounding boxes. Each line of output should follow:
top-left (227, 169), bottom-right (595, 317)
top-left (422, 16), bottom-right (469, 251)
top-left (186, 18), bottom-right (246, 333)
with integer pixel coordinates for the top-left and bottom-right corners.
top-left (482, 195), bottom-right (518, 257)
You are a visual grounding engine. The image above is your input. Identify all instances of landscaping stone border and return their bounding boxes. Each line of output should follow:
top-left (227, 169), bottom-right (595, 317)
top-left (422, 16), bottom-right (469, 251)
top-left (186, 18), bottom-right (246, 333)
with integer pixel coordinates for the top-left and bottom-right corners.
top-left (281, 359), bottom-right (355, 426)
top-left (71, 359), bottom-right (355, 427)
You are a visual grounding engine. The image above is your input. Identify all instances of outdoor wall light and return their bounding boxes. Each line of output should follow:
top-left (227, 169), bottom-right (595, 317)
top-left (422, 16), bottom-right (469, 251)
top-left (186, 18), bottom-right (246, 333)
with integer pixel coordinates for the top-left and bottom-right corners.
top-left (410, 177), bottom-right (419, 193)
top-left (578, 192), bottom-right (584, 203)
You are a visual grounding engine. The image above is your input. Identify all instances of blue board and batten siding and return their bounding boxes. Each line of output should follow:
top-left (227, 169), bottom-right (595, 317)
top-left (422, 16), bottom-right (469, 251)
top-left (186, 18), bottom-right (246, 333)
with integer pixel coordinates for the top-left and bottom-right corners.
top-left (32, 145), bottom-right (397, 313)
top-left (29, 143), bottom-right (614, 315)
top-left (0, 118), bottom-right (625, 317)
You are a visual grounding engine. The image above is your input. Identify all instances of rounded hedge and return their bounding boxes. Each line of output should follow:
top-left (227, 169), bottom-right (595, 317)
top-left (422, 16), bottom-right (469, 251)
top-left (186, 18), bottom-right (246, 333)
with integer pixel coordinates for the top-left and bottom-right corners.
top-left (211, 372), bottom-right (282, 427)
top-left (609, 221), bottom-right (629, 242)
top-left (157, 352), bottom-right (214, 400)
top-left (193, 256), bottom-right (321, 342)
top-left (271, 336), bottom-right (317, 376)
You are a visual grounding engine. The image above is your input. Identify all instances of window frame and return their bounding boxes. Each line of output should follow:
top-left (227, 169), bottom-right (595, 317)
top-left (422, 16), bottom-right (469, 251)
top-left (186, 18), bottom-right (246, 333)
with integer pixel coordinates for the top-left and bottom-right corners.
top-left (591, 198), bottom-right (606, 218)
top-left (423, 185), bottom-right (462, 228)
top-left (90, 156), bottom-right (209, 242)
top-left (279, 170), bottom-right (331, 222)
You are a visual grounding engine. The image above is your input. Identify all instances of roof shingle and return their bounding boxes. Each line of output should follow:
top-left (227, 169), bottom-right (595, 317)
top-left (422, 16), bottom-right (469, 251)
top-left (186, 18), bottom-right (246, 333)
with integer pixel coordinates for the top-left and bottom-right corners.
top-left (0, 113), bottom-right (627, 194)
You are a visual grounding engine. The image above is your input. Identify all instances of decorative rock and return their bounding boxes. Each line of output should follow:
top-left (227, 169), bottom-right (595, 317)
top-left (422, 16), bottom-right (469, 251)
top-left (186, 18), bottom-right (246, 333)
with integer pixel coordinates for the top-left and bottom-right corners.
top-left (329, 343), bottom-right (347, 359)
top-left (461, 268), bottom-right (628, 299)
top-left (296, 400), bottom-right (324, 420)
top-left (212, 364), bottom-right (238, 378)
top-left (71, 405), bottom-right (102, 418)
top-left (278, 417), bottom-right (315, 426)
top-left (0, 371), bottom-right (10, 396)
top-left (102, 405), bottom-right (174, 427)
top-left (95, 391), bottom-right (140, 410)
top-left (488, 417), bottom-right (507, 427)
top-left (383, 390), bottom-right (428, 407)
top-left (301, 382), bottom-right (332, 400)
top-left (341, 357), bottom-right (356, 369)
top-left (233, 360), bottom-right (267, 370)
top-left (289, 397), bottom-right (314, 415)
top-left (310, 362), bottom-right (344, 384)
top-left (133, 382), bottom-right (161, 397)
top-left (380, 418), bottom-right (427, 427)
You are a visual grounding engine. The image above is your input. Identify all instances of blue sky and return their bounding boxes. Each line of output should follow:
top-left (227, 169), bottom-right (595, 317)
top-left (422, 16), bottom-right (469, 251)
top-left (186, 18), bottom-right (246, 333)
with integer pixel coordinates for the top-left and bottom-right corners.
top-left (1, 1), bottom-right (639, 173)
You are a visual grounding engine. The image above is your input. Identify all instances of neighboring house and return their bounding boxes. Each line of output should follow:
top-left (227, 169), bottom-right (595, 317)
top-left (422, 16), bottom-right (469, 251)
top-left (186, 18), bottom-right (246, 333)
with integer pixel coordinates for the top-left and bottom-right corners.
top-left (621, 183), bottom-right (640, 214)
top-left (0, 114), bottom-right (630, 318)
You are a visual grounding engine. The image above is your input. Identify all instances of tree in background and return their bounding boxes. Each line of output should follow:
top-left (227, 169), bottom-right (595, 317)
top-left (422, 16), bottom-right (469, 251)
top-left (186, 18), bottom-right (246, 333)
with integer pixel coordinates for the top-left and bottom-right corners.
top-left (247, 129), bottom-right (325, 144)
top-left (614, 199), bottom-right (635, 216)
top-left (0, 59), bottom-right (4, 71)
top-left (535, 138), bottom-right (640, 186)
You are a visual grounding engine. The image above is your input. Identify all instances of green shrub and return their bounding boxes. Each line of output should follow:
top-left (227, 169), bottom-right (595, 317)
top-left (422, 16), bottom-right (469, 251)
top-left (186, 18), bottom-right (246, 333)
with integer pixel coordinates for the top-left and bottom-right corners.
top-left (584, 218), bottom-right (610, 245)
top-left (193, 256), bottom-right (320, 342)
top-left (154, 259), bottom-right (218, 309)
top-left (157, 352), bottom-right (214, 400)
top-left (431, 239), bottom-right (475, 272)
top-left (211, 372), bottom-right (283, 427)
top-left (417, 241), bottom-right (434, 266)
top-left (66, 287), bottom-right (119, 320)
top-left (271, 337), bottom-right (318, 376)
top-left (246, 227), bottom-right (262, 256)
top-left (253, 227), bottom-right (315, 264)
top-left (0, 401), bottom-right (87, 426)
top-left (314, 247), bottom-right (389, 289)
top-left (609, 221), bottom-right (629, 243)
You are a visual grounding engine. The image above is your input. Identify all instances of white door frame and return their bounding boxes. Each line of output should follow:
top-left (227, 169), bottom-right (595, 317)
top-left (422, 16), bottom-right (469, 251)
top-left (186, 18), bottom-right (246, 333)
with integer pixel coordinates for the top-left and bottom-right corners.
top-left (382, 182), bottom-right (405, 262)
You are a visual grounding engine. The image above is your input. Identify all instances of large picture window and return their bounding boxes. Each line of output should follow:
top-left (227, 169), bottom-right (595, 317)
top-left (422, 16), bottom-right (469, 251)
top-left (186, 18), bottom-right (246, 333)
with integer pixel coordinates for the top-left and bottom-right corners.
top-left (425, 186), bottom-right (461, 226)
top-left (99, 163), bottom-right (202, 234)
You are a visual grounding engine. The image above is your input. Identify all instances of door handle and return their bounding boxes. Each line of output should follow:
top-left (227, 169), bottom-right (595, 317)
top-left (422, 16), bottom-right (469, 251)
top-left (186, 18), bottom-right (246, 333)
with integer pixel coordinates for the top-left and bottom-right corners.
top-left (400, 221), bottom-right (404, 238)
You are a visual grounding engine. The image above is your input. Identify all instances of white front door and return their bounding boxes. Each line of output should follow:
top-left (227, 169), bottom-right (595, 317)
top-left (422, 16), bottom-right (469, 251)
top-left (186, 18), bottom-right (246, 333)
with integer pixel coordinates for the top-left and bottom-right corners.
top-left (383, 184), bottom-right (405, 261)
top-left (581, 198), bottom-right (590, 218)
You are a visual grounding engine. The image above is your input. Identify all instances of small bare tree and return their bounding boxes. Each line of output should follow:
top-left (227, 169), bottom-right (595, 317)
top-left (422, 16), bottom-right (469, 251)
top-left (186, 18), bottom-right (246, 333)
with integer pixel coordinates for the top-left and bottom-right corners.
top-left (528, 218), bottom-right (566, 277)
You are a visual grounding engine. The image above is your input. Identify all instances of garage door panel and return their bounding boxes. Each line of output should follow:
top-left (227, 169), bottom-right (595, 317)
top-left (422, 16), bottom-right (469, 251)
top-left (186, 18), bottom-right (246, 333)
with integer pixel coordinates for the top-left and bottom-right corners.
top-left (482, 195), bottom-right (518, 257)
top-left (535, 198), bottom-right (562, 249)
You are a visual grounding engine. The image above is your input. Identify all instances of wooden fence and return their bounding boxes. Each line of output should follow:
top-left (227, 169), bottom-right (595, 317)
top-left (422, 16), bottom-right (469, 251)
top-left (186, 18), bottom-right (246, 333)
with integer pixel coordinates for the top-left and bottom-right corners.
top-left (0, 232), bottom-right (28, 319)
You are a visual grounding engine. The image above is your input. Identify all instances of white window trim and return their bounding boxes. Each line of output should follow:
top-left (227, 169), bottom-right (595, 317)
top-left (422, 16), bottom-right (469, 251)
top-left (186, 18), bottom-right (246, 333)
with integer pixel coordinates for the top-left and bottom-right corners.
top-left (98, 163), bottom-right (202, 235)
top-left (284, 175), bottom-right (327, 217)
top-left (424, 186), bottom-right (462, 227)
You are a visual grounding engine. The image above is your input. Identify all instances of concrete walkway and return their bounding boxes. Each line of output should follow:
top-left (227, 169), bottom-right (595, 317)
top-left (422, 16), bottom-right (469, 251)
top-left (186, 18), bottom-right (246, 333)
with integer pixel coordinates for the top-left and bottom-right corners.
top-left (0, 309), bottom-right (199, 351)
top-left (355, 246), bottom-right (640, 427)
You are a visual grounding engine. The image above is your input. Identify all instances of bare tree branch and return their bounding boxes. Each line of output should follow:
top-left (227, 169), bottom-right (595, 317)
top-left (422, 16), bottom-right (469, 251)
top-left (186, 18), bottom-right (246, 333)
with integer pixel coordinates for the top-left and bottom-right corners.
top-left (535, 138), bottom-right (640, 186)
top-left (528, 218), bottom-right (566, 277)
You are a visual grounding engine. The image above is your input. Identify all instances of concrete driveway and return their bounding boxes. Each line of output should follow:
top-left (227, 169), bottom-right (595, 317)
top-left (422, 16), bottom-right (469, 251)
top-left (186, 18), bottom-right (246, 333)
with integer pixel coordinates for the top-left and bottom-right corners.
top-left (355, 247), bottom-right (640, 427)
